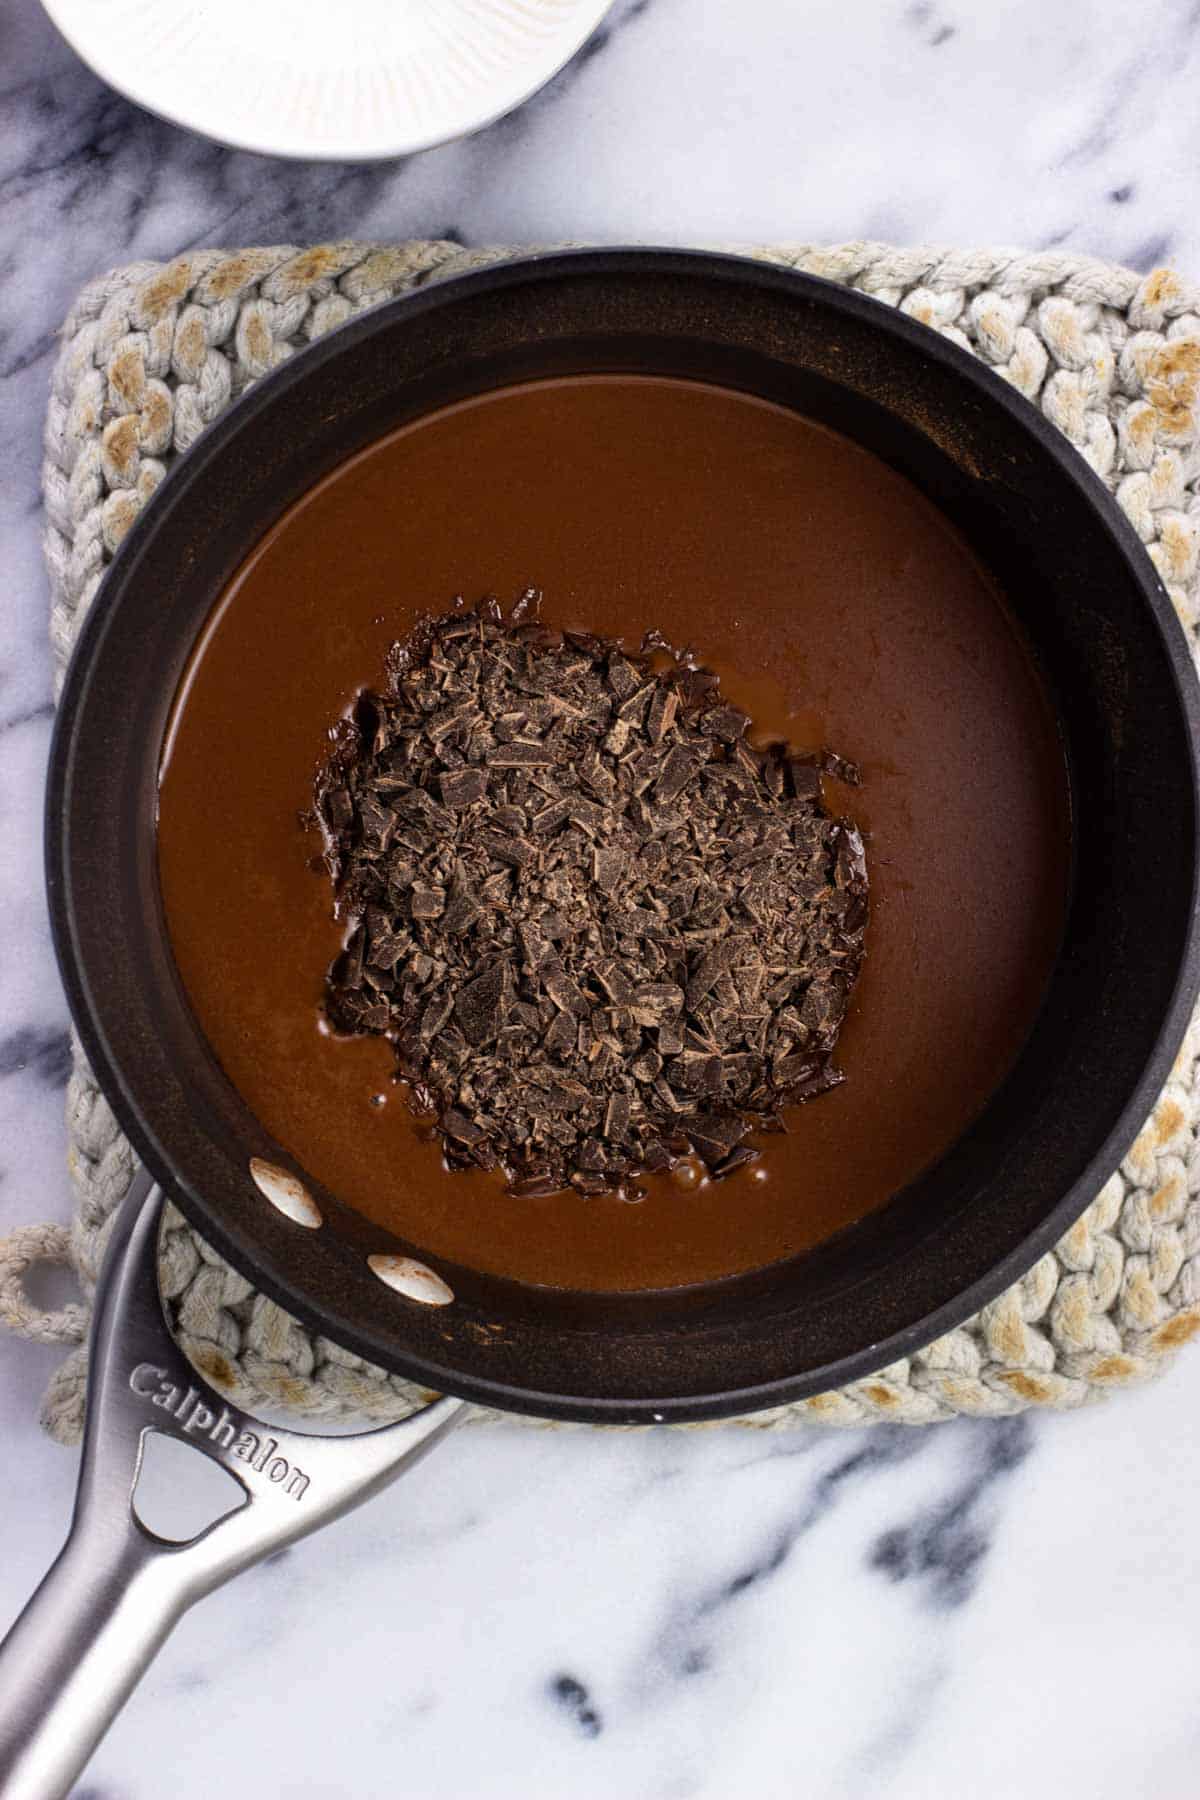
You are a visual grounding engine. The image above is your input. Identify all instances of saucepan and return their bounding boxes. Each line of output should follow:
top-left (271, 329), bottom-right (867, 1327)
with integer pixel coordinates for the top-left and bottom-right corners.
top-left (2, 252), bottom-right (1198, 1798)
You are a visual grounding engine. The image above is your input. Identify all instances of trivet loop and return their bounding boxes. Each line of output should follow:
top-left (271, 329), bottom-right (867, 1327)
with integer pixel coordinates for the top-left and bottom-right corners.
top-left (0, 1174), bottom-right (465, 1800)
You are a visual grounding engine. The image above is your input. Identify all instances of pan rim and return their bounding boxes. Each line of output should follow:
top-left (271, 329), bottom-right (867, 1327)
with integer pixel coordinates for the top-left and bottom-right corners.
top-left (45, 247), bottom-right (1200, 1422)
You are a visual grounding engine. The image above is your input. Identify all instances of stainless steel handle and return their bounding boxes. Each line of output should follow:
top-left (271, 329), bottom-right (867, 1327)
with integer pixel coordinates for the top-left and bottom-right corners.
top-left (0, 1175), bottom-right (465, 1800)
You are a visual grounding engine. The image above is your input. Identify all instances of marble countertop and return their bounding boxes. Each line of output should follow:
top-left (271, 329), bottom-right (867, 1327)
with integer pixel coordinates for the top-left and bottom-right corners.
top-left (4, 1), bottom-right (1200, 1795)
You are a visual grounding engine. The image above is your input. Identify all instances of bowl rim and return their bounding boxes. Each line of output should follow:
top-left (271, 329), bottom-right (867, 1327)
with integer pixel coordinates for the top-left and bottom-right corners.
top-left (36, 0), bottom-right (617, 162)
top-left (46, 247), bottom-right (1200, 1420)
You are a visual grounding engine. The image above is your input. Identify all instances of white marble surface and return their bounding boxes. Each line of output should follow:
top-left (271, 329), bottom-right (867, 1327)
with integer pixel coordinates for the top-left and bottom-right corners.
top-left (3, 1), bottom-right (1200, 1795)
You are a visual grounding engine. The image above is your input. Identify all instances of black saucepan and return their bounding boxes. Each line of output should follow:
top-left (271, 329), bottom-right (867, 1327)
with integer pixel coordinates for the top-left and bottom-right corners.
top-left (45, 250), bottom-right (1200, 1424)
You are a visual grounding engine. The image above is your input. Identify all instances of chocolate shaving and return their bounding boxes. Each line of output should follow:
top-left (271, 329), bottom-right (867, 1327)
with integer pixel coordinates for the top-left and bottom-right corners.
top-left (438, 767), bottom-right (487, 809)
top-left (317, 596), bottom-right (868, 1196)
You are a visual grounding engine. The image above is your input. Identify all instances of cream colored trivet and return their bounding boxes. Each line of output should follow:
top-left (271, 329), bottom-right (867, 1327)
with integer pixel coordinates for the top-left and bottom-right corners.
top-left (3, 240), bottom-right (1199, 1441)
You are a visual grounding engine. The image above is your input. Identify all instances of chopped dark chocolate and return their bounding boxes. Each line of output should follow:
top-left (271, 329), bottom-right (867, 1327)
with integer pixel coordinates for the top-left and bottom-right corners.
top-left (316, 596), bottom-right (868, 1197)
top-left (438, 767), bottom-right (487, 810)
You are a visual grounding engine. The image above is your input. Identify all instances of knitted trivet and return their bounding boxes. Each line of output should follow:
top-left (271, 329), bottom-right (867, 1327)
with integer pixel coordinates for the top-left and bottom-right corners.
top-left (3, 240), bottom-right (1200, 1446)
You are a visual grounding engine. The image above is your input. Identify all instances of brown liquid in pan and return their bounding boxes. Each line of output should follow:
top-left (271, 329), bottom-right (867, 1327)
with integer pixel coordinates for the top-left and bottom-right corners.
top-left (158, 377), bottom-right (1070, 1291)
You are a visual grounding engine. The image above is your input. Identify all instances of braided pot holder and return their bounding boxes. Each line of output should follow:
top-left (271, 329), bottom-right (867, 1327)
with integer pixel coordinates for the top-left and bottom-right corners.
top-left (3, 240), bottom-right (1200, 1440)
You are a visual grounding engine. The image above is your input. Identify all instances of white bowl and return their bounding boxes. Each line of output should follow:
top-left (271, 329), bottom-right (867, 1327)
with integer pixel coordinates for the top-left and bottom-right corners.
top-left (40, 0), bottom-right (616, 161)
